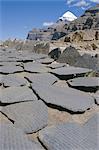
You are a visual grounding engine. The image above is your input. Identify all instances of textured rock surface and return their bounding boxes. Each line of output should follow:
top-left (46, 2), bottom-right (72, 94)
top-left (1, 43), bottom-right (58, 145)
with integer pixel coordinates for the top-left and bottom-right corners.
top-left (68, 77), bottom-right (99, 92)
top-left (32, 83), bottom-right (94, 112)
top-left (0, 65), bottom-right (23, 74)
top-left (39, 113), bottom-right (99, 150)
top-left (0, 86), bottom-right (37, 103)
top-left (51, 66), bottom-right (92, 80)
top-left (57, 46), bottom-right (80, 65)
top-left (1, 74), bottom-right (27, 87)
top-left (47, 63), bottom-right (66, 69)
top-left (25, 73), bottom-right (58, 85)
top-left (24, 62), bottom-right (50, 73)
top-left (48, 48), bottom-right (61, 60)
top-left (0, 123), bottom-right (44, 150)
top-left (36, 57), bottom-right (54, 64)
top-left (2, 100), bottom-right (48, 133)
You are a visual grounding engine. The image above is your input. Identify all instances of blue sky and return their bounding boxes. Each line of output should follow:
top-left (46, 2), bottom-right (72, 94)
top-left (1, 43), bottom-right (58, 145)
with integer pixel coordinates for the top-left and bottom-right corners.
top-left (0, 0), bottom-right (98, 40)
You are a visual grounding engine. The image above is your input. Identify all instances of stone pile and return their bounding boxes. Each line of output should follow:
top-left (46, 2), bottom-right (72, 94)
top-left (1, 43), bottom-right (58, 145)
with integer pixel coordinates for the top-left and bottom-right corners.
top-left (0, 48), bottom-right (99, 150)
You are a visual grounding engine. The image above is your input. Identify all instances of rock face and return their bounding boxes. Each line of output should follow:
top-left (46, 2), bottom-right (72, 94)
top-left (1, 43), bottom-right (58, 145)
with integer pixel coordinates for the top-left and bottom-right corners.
top-left (27, 29), bottom-right (53, 41)
top-left (63, 4), bottom-right (99, 33)
top-left (27, 5), bottom-right (99, 41)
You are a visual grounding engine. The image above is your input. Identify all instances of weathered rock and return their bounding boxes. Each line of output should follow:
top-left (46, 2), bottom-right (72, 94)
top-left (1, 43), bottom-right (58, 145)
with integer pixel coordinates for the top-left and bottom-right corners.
top-left (57, 46), bottom-right (80, 65)
top-left (0, 123), bottom-right (43, 150)
top-left (47, 63), bottom-right (66, 69)
top-left (32, 83), bottom-right (94, 113)
top-left (25, 73), bottom-right (58, 85)
top-left (36, 57), bottom-right (54, 64)
top-left (50, 66), bottom-right (92, 80)
top-left (0, 65), bottom-right (23, 74)
top-left (0, 86), bottom-right (37, 104)
top-left (39, 113), bottom-right (99, 150)
top-left (1, 74), bottom-right (27, 87)
top-left (74, 54), bottom-right (99, 71)
top-left (48, 48), bottom-right (61, 60)
top-left (24, 62), bottom-right (50, 73)
top-left (2, 100), bottom-right (48, 133)
top-left (34, 42), bottom-right (50, 54)
top-left (68, 77), bottom-right (99, 92)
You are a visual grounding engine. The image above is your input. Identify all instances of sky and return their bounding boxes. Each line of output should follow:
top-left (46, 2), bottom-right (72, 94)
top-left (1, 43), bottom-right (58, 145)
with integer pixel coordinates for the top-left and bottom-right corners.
top-left (0, 0), bottom-right (99, 40)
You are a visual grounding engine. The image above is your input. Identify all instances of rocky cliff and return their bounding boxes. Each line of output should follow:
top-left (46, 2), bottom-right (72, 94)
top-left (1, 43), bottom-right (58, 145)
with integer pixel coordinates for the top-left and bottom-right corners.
top-left (27, 5), bottom-right (99, 41)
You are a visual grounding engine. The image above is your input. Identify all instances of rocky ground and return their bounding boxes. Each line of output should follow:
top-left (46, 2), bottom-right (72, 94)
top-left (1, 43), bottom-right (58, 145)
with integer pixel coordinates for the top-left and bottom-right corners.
top-left (0, 47), bottom-right (99, 150)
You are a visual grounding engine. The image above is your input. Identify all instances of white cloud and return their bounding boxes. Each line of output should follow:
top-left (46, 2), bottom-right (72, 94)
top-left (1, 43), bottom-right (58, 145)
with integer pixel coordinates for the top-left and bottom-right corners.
top-left (90, 0), bottom-right (99, 3)
top-left (43, 22), bottom-right (54, 27)
top-left (67, 0), bottom-right (75, 5)
top-left (73, 0), bottom-right (90, 7)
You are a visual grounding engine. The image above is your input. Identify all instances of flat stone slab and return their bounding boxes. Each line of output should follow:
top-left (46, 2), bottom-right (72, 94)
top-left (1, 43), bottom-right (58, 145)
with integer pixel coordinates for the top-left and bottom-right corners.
top-left (0, 86), bottom-right (37, 103)
top-left (24, 62), bottom-right (50, 73)
top-left (32, 83), bottom-right (94, 113)
top-left (68, 77), bottom-right (99, 92)
top-left (2, 100), bottom-right (48, 133)
top-left (39, 113), bottom-right (99, 150)
top-left (0, 123), bottom-right (44, 150)
top-left (51, 66), bottom-right (92, 80)
top-left (36, 57), bottom-right (54, 64)
top-left (1, 74), bottom-right (27, 87)
top-left (0, 65), bottom-right (23, 74)
top-left (47, 63), bottom-right (66, 69)
top-left (25, 73), bottom-right (58, 85)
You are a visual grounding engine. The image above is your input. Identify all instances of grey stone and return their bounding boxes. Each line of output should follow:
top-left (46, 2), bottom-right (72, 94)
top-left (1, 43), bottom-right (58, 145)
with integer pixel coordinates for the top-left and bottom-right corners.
top-left (36, 57), bottom-right (54, 64)
top-left (2, 100), bottom-right (48, 133)
top-left (0, 86), bottom-right (37, 103)
top-left (68, 77), bottom-right (99, 92)
top-left (0, 123), bottom-right (44, 150)
top-left (39, 113), bottom-right (99, 150)
top-left (47, 63), bottom-right (66, 69)
top-left (57, 46), bottom-right (80, 65)
top-left (51, 66), bottom-right (92, 80)
top-left (48, 48), bottom-right (61, 60)
top-left (32, 83), bottom-right (94, 113)
top-left (0, 65), bottom-right (23, 74)
top-left (24, 62), bottom-right (50, 73)
top-left (1, 74), bottom-right (27, 87)
top-left (74, 54), bottom-right (99, 71)
top-left (25, 73), bottom-right (58, 85)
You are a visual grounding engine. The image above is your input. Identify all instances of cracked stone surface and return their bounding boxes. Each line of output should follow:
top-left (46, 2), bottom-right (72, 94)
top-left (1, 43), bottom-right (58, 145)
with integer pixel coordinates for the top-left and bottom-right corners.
top-left (32, 83), bottom-right (94, 113)
top-left (0, 123), bottom-right (44, 150)
top-left (25, 73), bottom-right (58, 85)
top-left (68, 77), bottom-right (99, 92)
top-left (0, 48), bottom-right (99, 150)
top-left (0, 86), bottom-right (37, 103)
top-left (39, 113), bottom-right (99, 150)
top-left (1, 74), bottom-right (27, 87)
top-left (51, 66), bottom-right (92, 80)
top-left (2, 100), bottom-right (48, 133)
top-left (24, 62), bottom-right (50, 73)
